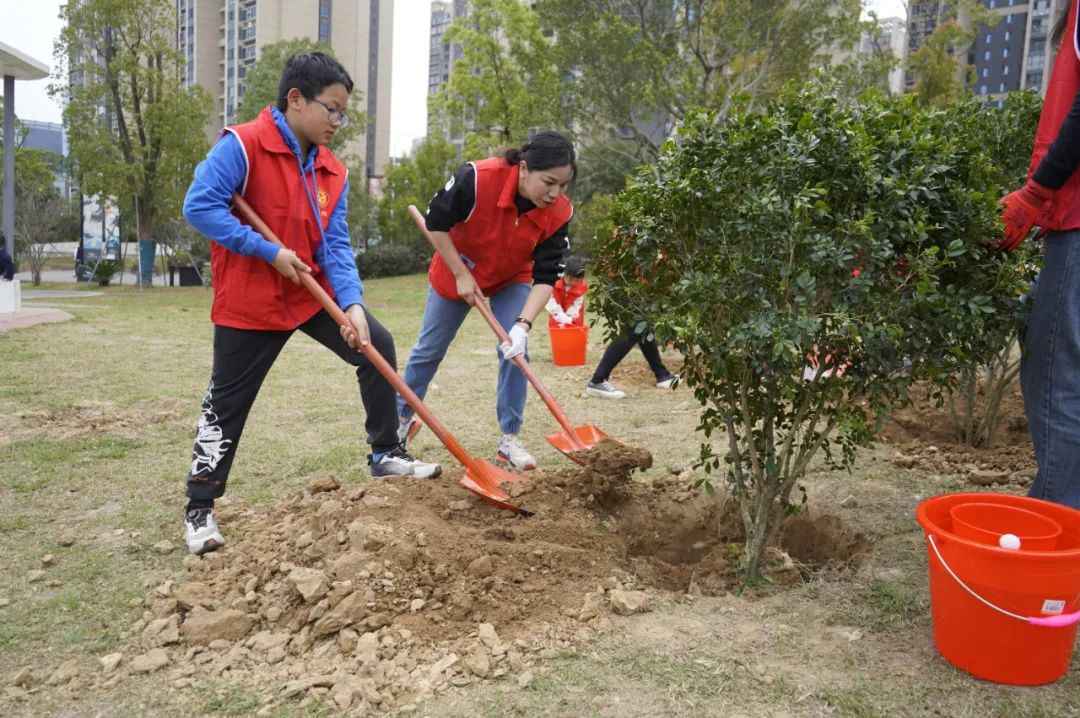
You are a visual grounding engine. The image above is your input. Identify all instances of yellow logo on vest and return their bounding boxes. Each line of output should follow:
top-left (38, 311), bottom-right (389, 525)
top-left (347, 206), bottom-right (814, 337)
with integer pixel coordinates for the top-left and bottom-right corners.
top-left (317, 188), bottom-right (330, 208)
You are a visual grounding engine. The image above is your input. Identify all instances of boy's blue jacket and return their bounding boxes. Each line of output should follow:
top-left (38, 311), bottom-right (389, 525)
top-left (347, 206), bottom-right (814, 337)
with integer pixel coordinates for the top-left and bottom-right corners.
top-left (183, 105), bottom-right (362, 313)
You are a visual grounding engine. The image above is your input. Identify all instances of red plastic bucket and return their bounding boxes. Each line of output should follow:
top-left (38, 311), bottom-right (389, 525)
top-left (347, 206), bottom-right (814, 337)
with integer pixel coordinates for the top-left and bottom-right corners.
top-left (915, 493), bottom-right (1080, 685)
top-left (949, 502), bottom-right (1063, 551)
top-left (549, 325), bottom-right (587, 366)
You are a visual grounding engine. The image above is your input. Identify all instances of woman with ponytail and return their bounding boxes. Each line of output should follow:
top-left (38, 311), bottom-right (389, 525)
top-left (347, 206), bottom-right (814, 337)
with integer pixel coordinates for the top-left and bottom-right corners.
top-left (397, 132), bottom-right (576, 471)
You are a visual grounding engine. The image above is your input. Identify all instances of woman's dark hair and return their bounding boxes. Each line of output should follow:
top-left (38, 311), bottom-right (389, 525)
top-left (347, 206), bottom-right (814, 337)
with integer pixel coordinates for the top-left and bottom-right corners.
top-left (276, 52), bottom-right (354, 111)
top-left (564, 255), bottom-right (586, 277)
top-left (1051, 6), bottom-right (1070, 50)
top-left (504, 131), bottom-right (577, 178)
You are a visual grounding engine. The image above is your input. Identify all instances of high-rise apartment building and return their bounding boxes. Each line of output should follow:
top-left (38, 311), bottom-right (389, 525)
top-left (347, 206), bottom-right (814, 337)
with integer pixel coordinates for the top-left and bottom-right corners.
top-left (177, 0), bottom-right (394, 183)
top-left (427, 0), bottom-right (468, 149)
top-left (906, 0), bottom-right (1066, 100)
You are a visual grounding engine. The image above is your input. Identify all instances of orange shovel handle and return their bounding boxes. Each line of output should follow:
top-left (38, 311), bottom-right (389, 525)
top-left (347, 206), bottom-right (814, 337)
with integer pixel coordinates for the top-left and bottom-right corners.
top-left (406, 204), bottom-right (585, 451)
top-left (231, 194), bottom-right (477, 469)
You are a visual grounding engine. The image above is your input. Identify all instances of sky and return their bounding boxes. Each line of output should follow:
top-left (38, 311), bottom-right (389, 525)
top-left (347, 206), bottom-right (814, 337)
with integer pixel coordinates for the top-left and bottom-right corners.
top-left (0, 0), bottom-right (908, 157)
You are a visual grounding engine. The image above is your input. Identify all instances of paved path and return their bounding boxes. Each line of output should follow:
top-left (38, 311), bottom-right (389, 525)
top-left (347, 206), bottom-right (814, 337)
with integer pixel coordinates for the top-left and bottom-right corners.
top-left (0, 307), bottom-right (74, 333)
top-left (14, 269), bottom-right (165, 284)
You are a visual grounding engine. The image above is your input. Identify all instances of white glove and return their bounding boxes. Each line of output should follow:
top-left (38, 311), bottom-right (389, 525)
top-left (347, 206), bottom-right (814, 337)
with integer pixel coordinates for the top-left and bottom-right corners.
top-left (499, 324), bottom-right (529, 360)
top-left (554, 312), bottom-right (572, 326)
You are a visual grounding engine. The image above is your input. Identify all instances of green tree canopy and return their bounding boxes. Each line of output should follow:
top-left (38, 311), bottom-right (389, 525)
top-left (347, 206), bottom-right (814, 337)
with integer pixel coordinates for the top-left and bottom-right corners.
top-left (431, 0), bottom-right (566, 158)
top-left (594, 85), bottom-right (1038, 583)
top-left (377, 136), bottom-right (461, 246)
top-left (908, 0), bottom-right (996, 106)
top-left (54, 0), bottom-right (213, 285)
top-left (235, 38), bottom-right (366, 158)
top-left (537, 0), bottom-right (863, 162)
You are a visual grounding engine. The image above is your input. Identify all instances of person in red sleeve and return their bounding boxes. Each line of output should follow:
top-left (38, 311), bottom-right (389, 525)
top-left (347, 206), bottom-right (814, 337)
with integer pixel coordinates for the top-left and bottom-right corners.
top-left (546, 256), bottom-right (588, 327)
top-left (397, 132), bottom-right (575, 471)
top-left (999, 2), bottom-right (1080, 510)
top-left (180, 53), bottom-right (440, 555)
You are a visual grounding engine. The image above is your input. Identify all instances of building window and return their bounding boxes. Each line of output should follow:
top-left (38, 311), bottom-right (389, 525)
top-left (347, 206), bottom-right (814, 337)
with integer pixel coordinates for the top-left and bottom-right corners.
top-left (1007, 14), bottom-right (1012, 24)
top-left (1003, 64), bottom-right (1009, 75)
top-left (1000, 82), bottom-right (1006, 92)
top-left (1003, 47), bottom-right (1008, 58)
top-left (1004, 30), bottom-right (1010, 41)
top-left (982, 67), bottom-right (989, 78)
top-left (980, 84), bottom-right (988, 94)
top-left (984, 50), bottom-right (991, 61)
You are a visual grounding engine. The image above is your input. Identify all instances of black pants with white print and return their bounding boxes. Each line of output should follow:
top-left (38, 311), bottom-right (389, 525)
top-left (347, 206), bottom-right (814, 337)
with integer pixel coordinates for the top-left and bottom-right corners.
top-left (186, 307), bottom-right (399, 504)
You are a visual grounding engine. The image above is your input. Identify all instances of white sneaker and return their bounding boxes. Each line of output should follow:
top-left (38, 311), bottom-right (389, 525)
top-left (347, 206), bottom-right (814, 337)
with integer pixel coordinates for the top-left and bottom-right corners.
top-left (370, 444), bottom-right (442, 479)
top-left (655, 374), bottom-right (680, 389)
top-left (398, 415), bottom-right (423, 444)
top-left (497, 435), bottom-right (537, 470)
top-left (184, 508), bottom-right (224, 556)
top-left (586, 380), bottom-right (626, 399)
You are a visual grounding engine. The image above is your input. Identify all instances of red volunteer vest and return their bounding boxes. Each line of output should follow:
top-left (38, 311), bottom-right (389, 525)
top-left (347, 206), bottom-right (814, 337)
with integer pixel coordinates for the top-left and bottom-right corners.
top-left (1031, 0), bottom-right (1080, 231)
top-left (210, 107), bottom-right (347, 330)
top-left (548, 277), bottom-right (588, 328)
top-left (428, 157), bottom-right (574, 301)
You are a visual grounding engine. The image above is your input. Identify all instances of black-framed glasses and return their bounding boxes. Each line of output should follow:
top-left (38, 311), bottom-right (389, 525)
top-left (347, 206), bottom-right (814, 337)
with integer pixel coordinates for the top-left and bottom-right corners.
top-left (311, 98), bottom-right (350, 128)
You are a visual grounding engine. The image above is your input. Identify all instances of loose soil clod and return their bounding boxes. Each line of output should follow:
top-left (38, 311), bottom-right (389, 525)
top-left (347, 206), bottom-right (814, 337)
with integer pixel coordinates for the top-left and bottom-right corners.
top-left (568, 438), bottom-right (653, 477)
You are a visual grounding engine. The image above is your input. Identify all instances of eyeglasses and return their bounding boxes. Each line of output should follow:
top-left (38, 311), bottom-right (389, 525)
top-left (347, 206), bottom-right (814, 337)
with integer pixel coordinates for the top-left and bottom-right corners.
top-left (311, 98), bottom-right (350, 128)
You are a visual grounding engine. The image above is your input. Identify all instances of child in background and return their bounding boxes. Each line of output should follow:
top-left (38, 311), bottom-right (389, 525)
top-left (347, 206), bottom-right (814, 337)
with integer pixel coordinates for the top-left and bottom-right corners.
top-left (546, 256), bottom-right (588, 327)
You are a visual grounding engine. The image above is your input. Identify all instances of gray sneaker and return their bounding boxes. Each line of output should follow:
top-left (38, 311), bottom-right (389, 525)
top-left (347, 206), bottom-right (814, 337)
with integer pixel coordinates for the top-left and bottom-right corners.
top-left (184, 508), bottom-right (224, 556)
top-left (586, 380), bottom-right (626, 399)
top-left (398, 415), bottom-right (423, 444)
top-left (370, 444), bottom-right (442, 479)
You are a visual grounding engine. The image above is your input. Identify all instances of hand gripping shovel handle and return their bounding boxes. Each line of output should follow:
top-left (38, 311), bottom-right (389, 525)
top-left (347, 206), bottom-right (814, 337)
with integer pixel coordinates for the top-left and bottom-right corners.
top-left (405, 204), bottom-right (585, 451)
top-left (231, 193), bottom-right (478, 470)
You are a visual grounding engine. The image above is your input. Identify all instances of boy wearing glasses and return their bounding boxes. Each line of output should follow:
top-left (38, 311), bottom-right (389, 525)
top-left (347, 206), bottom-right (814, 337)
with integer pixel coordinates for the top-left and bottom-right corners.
top-left (180, 52), bottom-right (441, 556)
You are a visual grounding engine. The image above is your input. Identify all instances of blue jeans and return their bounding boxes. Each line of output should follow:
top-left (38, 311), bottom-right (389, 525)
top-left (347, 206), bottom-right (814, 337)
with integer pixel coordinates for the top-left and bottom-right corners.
top-left (397, 283), bottom-right (531, 435)
top-left (1020, 230), bottom-right (1080, 510)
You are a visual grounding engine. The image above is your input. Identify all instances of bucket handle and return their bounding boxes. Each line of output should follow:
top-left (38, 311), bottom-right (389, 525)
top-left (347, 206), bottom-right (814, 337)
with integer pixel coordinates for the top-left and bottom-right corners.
top-left (927, 534), bottom-right (1080, 628)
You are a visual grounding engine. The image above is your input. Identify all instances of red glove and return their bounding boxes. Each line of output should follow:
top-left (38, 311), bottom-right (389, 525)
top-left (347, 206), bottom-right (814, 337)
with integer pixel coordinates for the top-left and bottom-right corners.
top-left (998, 180), bottom-right (1053, 252)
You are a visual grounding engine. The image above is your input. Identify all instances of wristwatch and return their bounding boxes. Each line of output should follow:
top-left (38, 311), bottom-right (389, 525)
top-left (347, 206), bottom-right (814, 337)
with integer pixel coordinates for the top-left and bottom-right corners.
top-left (515, 317), bottom-right (533, 330)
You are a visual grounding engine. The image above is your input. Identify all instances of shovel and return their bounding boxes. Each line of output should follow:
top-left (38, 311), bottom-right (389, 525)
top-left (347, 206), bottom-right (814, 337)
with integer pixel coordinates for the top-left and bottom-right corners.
top-left (231, 193), bottom-right (532, 516)
top-left (406, 204), bottom-right (611, 461)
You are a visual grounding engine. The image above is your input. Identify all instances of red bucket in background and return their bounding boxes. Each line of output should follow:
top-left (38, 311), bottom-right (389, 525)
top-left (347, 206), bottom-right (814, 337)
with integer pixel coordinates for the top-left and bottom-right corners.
top-left (549, 325), bottom-right (588, 366)
top-left (915, 493), bottom-right (1080, 685)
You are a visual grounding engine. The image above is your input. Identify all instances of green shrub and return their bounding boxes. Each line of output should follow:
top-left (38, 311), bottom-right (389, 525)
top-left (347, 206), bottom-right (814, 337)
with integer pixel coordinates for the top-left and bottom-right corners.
top-left (594, 84), bottom-right (1037, 583)
top-left (355, 241), bottom-right (430, 279)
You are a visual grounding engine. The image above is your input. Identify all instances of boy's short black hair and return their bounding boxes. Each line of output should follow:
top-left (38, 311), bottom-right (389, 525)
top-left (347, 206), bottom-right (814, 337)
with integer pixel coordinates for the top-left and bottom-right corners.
top-left (564, 255), bottom-right (586, 278)
top-left (275, 52), bottom-right (354, 111)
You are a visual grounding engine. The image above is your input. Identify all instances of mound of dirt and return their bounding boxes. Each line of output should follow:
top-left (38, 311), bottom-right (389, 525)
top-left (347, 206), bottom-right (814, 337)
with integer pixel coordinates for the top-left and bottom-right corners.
top-left (879, 381), bottom-right (1036, 484)
top-left (109, 470), bottom-right (865, 714)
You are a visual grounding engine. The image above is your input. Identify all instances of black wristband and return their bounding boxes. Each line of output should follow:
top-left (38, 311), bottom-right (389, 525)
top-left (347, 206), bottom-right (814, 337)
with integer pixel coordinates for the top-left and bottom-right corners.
top-left (515, 317), bottom-right (533, 330)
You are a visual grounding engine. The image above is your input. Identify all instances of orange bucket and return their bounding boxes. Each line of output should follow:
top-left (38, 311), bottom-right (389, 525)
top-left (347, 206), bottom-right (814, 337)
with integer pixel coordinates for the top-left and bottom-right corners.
top-left (915, 493), bottom-right (1080, 685)
top-left (549, 325), bottom-right (587, 366)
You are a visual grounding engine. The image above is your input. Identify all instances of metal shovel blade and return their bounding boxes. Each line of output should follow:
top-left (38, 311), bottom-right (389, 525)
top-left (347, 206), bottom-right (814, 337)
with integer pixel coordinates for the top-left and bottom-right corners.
top-left (546, 424), bottom-right (611, 462)
top-left (462, 458), bottom-right (534, 517)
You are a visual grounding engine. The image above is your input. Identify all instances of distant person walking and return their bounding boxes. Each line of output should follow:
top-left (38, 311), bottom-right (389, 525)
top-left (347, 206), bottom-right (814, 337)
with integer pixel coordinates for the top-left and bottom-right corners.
top-left (0, 233), bottom-right (14, 281)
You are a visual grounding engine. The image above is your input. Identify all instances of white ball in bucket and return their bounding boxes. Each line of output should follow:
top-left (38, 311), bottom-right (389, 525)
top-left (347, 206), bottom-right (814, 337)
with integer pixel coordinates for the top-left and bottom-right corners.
top-left (998, 533), bottom-right (1022, 550)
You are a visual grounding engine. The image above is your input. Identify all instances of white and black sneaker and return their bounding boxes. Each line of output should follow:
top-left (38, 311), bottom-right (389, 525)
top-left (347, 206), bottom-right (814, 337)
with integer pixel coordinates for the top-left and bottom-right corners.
top-left (397, 415), bottom-right (423, 445)
top-left (655, 374), bottom-right (680, 390)
top-left (184, 508), bottom-right (224, 556)
top-left (369, 444), bottom-right (442, 479)
top-left (586, 380), bottom-right (626, 399)
top-left (496, 435), bottom-right (537, 470)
